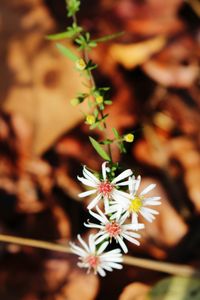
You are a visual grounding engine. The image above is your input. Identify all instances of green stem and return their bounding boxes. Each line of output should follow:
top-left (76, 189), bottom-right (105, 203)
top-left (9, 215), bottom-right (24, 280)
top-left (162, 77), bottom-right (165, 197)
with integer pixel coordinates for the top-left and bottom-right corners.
top-left (83, 48), bottom-right (113, 162)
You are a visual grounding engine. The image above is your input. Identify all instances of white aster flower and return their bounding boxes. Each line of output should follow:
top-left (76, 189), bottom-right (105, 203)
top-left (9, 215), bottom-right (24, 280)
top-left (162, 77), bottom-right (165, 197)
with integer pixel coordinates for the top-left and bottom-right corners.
top-left (109, 175), bottom-right (161, 223)
top-left (70, 234), bottom-right (123, 276)
top-left (85, 206), bottom-right (144, 253)
top-left (78, 162), bottom-right (132, 211)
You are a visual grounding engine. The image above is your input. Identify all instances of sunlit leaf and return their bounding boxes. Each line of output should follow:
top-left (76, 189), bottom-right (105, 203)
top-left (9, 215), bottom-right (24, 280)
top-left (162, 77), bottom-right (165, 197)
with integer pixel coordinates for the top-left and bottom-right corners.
top-left (56, 43), bottom-right (78, 61)
top-left (89, 137), bottom-right (111, 161)
top-left (46, 31), bottom-right (74, 40)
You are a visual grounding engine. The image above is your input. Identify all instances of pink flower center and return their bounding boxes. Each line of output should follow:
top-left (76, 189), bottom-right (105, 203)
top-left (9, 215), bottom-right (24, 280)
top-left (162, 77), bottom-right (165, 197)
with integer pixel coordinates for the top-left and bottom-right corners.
top-left (99, 181), bottom-right (113, 196)
top-left (86, 255), bottom-right (99, 269)
top-left (105, 222), bottom-right (121, 237)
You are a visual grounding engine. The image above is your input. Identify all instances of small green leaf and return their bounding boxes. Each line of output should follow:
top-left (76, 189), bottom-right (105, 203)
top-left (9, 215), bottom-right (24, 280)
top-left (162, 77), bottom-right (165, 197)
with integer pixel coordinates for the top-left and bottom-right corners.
top-left (104, 100), bottom-right (112, 105)
top-left (89, 137), bottom-right (111, 161)
top-left (56, 43), bottom-right (78, 61)
top-left (46, 31), bottom-right (73, 40)
top-left (101, 139), bottom-right (113, 145)
top-left (112, 127), bottom-right (120, 138)
top-left (93, 31), bottom-right (124, 43)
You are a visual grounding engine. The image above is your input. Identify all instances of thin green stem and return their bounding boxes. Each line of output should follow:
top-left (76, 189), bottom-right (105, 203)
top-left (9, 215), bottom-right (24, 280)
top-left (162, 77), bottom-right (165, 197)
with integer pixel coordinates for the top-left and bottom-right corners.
top-left (83, 48), bottom-right (113, 162)
top-left (71, 12), bottom-right (113, 162)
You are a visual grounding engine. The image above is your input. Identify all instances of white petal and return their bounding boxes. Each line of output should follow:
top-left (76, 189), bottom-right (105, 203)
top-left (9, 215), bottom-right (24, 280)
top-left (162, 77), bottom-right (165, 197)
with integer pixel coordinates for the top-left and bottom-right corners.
top-left (97, 266), bottom-right (106, 277)
top-left (122, 233), bottom-right (140, 246)
top-left (111, 169), bottom-right (133, 184)
top-left (97, 241), bottom-right (109, 255)
top-left (103, 197), bottom-right (110, 214)
top-left (142, 207), bottom-right (159, 215)
top-left (96, 205), bottom-right (108, 220)
top-left (128, 176), bottom-right (134, 194)
top-left (134, 175), bottom-right (141, 193)
top-left (140, 183), bottom-right (156, 196)
top-left (143, 199), bottom-right (161, 206)
top-left (129, 175), bottom-right (141, 195)
top-left (84, 222), bottom-right (103, 229)
top-left (140, 207), bottom-right (158, 222)
top-left (131, 212), bottom-right (138, 224)
top-left (77, 235), bottom-right (90, 252)
top-left (102, 265), bottom-right (113, 272)
top-left (95, 233), bottom-right (109, 245)
top-left (140, 210), bottom-right (155, 222)
top-left (87, 194), bottom-right (102, 210)
top-left (89, 207), bottom-right (107, 223)
top-left (112, 189), bottom-right (130, 202)
top-left (122, 223), bottom-right (144, 230)
top-left (104, 262), bottom-right (123, 269)
top-left (117, 180), bottom-right (130, 186)
top-left (70, 243), bottom-right (87, 256)
top-left (83, 166), bottom-right (100, 184)
top-left (101, 162), bottom-right (108, 181)
top-left (77, 176), bottom-right (98, 188)
top-left (117, 236), bottom-right (128, 253)
top-left (78, 189), bottom-right (96, 198)
top-left (123, 231), bottom-right (141, 239)
top-left (89, 235), bottom-right (96, 253)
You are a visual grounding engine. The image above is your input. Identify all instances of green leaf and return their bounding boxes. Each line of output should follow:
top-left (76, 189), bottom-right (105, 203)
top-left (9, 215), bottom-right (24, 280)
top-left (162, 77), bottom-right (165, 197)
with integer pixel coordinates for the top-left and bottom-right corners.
top-left (101, 139), bottom-right (113, 145)
top-left (104, 100), bottom-right (112, 105)
top-left (93, 31), bottom-right (124, 43)
top-left (56, 43), bottom-right (78, 61)
top-left (147, 276), bottom-right (200, 300)
top-left (112, 127), bottom-right (120, 138)
top-left (46, 31), bottom-right (73, 40)
top-left (67, 0), bottom-right (81, 17)
top-left (89, 137), bottom-right (111, 161)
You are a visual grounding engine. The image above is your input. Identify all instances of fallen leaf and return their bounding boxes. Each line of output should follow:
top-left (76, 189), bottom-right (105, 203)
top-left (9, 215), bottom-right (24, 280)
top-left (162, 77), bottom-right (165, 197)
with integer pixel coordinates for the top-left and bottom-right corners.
top-left (119, 282), bottom-right (150, 300)
top-left (109, 36), bottom-right (166, 69)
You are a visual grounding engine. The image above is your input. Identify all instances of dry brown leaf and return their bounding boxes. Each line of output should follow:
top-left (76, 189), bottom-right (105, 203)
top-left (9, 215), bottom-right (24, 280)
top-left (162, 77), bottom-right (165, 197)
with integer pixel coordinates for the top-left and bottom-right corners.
top-left (109, 36), bottom-right (166, 69)
top-left (60, 269), bottom-right (99, 300)
top-left (119, 282), bottom-right (150, 300)
top-left (2, 0), bottom-right (89, 155)
top-left (143, 60), bottom-right (199, 88)
top-left (142, 36), bottom-right (199, 88)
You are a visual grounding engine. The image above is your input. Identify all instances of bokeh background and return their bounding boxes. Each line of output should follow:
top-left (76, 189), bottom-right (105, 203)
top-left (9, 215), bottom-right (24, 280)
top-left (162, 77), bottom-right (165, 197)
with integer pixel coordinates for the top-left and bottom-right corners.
top-left (0, 0), bottom-right (200, 299)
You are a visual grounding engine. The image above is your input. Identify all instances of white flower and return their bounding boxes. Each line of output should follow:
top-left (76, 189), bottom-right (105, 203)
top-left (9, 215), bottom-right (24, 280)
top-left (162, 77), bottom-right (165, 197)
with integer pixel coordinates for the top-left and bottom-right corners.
top-left (85, 206), bottom-right (144, 253)
top-left (109, 175), bottom-right (161, 223)
top-left (70, 234), bottom-right (123, 276)
top-left (78, 162), bottom-right (132, 211)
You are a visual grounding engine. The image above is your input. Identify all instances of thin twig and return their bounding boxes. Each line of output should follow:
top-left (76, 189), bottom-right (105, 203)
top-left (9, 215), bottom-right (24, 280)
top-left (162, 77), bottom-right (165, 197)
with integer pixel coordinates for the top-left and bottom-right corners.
top-left (0, 234), bottom-right (199, 277)
top-left (0, 234), bottom-right (72, 253)
top-left (123, 255), bottom-right (200, 277)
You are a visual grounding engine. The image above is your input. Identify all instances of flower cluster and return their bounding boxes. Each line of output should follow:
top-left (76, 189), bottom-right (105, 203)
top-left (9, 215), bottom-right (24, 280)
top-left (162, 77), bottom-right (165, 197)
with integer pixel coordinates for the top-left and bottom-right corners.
top-left (70, 162), bottom-right (161, 276)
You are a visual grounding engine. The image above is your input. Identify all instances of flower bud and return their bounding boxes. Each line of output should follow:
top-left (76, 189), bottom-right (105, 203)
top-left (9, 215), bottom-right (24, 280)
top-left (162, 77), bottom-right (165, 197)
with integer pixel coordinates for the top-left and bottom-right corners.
top-left (96, 95), bottom-right (103, 104)
top-left (86, 114), bottom-right (95, 125)
top-left (76, 58), bottom-right (86, 70)
top-left (124, 133), bottom-right (134, 143)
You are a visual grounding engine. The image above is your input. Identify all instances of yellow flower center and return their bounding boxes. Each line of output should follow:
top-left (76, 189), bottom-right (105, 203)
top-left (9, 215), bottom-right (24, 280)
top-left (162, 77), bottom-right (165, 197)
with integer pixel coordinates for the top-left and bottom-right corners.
top-left (86, 114), bottom-right (95, 125)
top-left (76, 58), bottom-right (86, 70)
top-left (124, 133), bottom-right (134, 143)
top-left (129, 196), bottom-right (142, 213)
top-left (96, 95), bottom-right (103, 104)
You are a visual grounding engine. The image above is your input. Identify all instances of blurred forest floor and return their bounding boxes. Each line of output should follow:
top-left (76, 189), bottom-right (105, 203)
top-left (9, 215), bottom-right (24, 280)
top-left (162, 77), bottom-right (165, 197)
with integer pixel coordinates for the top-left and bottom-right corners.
top-left (0, 0), bottom-right (200, 299)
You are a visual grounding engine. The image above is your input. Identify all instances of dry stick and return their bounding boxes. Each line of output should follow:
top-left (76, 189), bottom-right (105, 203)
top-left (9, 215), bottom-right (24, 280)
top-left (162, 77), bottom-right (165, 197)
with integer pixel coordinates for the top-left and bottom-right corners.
top-left (0, 234), bottom-right (199, 277)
